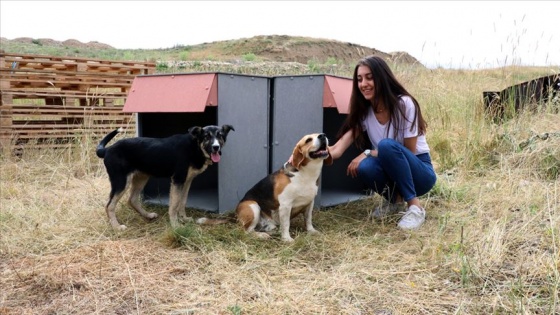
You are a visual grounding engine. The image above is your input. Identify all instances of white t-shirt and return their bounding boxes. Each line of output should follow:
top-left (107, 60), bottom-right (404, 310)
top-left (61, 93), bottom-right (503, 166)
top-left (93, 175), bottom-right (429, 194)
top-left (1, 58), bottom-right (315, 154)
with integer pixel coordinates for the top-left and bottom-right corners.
top-left (361, 95), bottom-right (430, 155)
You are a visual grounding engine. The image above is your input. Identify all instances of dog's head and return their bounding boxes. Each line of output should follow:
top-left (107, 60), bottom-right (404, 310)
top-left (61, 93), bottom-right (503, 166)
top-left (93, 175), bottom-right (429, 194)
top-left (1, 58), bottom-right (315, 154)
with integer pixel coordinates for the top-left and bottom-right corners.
top-left (291, 133), bottom-right (333, 169)
top-left (188, 124), bottom-right (235, 163)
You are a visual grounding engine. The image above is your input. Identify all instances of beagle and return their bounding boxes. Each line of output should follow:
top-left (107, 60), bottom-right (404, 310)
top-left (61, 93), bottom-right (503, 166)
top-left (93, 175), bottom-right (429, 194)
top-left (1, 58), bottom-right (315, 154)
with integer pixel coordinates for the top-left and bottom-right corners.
top-left (197, 133), bottom-right (332, 242)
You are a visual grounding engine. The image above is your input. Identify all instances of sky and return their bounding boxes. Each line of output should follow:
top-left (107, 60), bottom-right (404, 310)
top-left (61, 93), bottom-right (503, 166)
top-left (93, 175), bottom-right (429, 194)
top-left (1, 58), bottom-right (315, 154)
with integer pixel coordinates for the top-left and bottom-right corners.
top-left (1, 1), bottom-right (559, 69)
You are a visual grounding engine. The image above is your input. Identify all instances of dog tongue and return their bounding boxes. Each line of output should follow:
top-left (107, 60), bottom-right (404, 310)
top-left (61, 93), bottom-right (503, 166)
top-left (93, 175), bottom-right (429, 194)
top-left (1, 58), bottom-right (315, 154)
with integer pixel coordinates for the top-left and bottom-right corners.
top-left (211, 152), bottom-right (221, 163)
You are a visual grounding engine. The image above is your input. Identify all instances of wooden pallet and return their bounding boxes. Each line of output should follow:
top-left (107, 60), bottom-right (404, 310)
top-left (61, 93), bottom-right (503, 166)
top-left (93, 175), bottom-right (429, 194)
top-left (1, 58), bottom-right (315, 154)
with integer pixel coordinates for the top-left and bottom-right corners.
top-left (1, 71), bottom-right (134, 92)
top-left (0, 53), bottom-right (155, 153)
top-left (0, 104), bottom-right (135, 151)
top-left (1, 89), bottom-right (127, 107)
top-left (1, 52), bottom-right (156, 75)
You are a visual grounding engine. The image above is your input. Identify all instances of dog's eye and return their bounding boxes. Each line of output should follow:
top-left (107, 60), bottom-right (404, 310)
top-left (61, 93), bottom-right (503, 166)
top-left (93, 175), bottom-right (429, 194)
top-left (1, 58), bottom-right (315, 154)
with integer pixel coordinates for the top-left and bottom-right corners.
top-left (305, 138), bottom-right (312, 143)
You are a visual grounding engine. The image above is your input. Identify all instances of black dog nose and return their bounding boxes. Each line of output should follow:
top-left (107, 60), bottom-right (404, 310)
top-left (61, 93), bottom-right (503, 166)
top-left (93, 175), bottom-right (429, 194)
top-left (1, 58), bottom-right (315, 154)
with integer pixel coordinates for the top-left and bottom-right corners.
top-left (212, 145), bottom-right (220, 151)
top-left (318, 133), bottom-right (326, 139)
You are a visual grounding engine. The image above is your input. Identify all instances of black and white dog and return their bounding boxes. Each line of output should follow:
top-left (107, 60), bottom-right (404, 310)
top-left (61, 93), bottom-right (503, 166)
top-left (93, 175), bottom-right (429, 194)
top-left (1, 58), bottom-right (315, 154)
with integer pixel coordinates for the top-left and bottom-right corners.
top-left (96, 125), bottom-right (234, 230)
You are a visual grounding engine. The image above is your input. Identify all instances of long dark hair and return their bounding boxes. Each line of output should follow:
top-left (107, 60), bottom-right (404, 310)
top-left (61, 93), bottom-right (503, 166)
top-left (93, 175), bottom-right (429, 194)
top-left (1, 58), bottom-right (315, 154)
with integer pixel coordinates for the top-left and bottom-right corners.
top-left (337, 55), bottom-right (427, 149)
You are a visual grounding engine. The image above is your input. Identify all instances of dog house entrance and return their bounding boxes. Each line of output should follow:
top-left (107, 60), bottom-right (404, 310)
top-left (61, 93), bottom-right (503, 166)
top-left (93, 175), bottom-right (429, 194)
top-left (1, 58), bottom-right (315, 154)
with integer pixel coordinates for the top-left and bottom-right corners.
top-left (320, 108), bottom-right (369, 206)
top-left (138, 109), bottom-right (221, 211)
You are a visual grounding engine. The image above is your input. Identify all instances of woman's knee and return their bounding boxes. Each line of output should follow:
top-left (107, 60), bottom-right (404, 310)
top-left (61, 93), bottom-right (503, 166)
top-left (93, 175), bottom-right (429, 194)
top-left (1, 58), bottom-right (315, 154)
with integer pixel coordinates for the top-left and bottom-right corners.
top-left (357, 158), bottom-right (384, 187)
top-left (416, 171), bottom-right (437, 196)
top-left (356, 158), bottom-right (373, 180)
top-left (377, 139), bottom-right (400, 157)
top-left (378, 138), bottom-right (399, 149)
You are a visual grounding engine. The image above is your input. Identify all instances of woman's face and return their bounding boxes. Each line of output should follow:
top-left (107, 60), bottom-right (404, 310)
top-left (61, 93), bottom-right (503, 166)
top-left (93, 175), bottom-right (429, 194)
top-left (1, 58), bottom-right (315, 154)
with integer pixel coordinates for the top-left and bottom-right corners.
top-left (357, 65), bottom-right (374, 100)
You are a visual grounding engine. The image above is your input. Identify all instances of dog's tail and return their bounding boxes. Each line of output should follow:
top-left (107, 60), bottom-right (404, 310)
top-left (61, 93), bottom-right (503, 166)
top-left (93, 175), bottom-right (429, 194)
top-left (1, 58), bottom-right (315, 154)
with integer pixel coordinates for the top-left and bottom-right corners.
top-left (195, 212), bottom-right (236, 226)
top-left (96, 128), bottom-right (123, 158)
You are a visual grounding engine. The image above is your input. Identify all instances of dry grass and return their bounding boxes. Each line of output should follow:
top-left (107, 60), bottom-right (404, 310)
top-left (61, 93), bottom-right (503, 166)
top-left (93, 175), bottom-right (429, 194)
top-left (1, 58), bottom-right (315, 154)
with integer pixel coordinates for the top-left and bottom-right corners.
top-left (1, 64), bottom-right (559, 315)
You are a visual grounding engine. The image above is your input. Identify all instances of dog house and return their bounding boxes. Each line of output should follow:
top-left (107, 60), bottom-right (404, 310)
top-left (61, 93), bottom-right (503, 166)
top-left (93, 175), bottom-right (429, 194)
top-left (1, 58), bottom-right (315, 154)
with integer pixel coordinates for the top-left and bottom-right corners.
top-left (123, 73), bottom-right (271, 213)
top-left (271, 75), bottom-right (368, 207)
top-left (123, 72), bottom-right (369, 214)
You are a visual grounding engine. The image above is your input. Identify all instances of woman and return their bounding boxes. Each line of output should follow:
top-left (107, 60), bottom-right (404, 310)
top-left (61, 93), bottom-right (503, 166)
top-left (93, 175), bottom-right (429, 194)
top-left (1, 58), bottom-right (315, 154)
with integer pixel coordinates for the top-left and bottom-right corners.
top-left (328, 55), bottom-right (437, 230)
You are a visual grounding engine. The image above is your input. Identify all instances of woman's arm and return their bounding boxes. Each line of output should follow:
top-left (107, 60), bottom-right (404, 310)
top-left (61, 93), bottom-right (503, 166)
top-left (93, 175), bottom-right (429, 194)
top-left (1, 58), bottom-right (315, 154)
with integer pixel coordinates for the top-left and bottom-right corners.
top-left (401, 95), bottom-right (419, 155)
top-left (403, 136), bottom-right (417, 154)
top-left (328, 129), bottom-right (354, 160)
top-left (331, 130), bottom-right (368, 178)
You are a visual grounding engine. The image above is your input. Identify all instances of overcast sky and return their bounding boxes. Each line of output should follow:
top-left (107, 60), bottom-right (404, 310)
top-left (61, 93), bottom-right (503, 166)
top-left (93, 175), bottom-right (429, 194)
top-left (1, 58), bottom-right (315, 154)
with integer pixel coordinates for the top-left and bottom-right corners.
top-left (1, 1), bottom-right (559, 69)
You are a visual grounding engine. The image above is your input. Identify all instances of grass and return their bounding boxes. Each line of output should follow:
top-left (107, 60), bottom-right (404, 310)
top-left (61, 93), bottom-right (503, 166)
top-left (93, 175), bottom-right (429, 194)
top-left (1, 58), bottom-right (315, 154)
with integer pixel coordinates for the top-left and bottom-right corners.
top-left (1, 44), bottom-right (559, 313)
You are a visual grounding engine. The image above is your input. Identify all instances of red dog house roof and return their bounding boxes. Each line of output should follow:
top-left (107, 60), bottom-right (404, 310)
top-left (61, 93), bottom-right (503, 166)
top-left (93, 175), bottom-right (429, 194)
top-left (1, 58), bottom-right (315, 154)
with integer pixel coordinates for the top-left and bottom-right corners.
top-left (123, 73), bottom-right (218, 113)
top-left (323, 75), bottom-right (352, 114)
top-left (123, 73), bottom-right (352, 114)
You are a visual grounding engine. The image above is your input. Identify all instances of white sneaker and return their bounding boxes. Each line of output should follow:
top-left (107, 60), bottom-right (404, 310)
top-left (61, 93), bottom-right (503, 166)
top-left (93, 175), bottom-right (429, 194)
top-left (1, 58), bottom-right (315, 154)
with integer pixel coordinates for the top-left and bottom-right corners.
top-left (397, 205), bottom-right (426, 230)
top-left (371, 201), bottom-right (406, 220)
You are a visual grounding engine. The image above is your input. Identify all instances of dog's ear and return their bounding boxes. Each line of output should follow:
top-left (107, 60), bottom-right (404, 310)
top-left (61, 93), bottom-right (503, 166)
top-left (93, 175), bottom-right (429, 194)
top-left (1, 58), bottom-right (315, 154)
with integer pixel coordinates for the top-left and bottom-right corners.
top-left (221, 125), bottom-right (235, 137)
top-left (188, 126), bottom-right (203, 139)
top-left (291, 144), bottom-right (305, 170)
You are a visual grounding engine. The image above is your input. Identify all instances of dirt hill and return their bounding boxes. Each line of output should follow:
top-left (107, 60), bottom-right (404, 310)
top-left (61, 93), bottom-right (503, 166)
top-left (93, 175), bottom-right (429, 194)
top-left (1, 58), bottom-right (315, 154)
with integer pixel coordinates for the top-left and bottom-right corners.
top-left (184, 35), bottom-right (422, 65)
top-left (0, 36), bottom-right (114, 49)
top-left (0, 35), bottom-right (422, 67)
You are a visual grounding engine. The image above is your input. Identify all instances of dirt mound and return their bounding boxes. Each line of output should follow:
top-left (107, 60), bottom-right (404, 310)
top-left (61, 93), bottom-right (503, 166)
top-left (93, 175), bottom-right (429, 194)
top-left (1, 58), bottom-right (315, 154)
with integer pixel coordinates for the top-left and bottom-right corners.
top-left (62, 39), bottom-right (89, 48)
top-left (1, 35), bottom-right (421, 67)
top-left (7, 37), bottom-right (36, 44)
top-left (2, 37), bottom-right (114, 49)
top-left (85, 41), bottom-right (114, 49)
top-left (195, 35), bottom-right (422, 66)
top-left (62, 39), bottom-right (114, 49)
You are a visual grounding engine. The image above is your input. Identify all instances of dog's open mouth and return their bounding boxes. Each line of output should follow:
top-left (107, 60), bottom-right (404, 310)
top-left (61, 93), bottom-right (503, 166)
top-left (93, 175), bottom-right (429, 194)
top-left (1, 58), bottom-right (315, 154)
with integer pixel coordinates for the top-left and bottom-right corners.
top-left (309, 142), bottom-right (329, 159)
top-left (309, 149), bottom-right (329, 159)
top-left (211, 152), bottom-right (221, 163)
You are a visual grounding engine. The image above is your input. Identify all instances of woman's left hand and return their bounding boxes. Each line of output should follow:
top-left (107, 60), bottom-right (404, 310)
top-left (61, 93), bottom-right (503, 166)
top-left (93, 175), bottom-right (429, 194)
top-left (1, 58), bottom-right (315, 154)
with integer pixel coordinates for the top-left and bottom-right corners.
top-left (347, 154), bottom-right (366, 178)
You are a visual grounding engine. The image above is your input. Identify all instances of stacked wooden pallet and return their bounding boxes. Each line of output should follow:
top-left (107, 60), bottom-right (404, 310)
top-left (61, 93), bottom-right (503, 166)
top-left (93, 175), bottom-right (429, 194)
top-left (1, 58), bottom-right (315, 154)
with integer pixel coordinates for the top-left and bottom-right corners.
top-left (0, 53), bottom-right (156, 153)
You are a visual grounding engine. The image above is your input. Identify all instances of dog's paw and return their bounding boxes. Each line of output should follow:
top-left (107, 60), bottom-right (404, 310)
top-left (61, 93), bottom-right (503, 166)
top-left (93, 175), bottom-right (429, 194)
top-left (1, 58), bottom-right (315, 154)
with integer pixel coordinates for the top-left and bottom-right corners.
top-left (180, 216), bottom-right (194, 223)
top-left (281, 236), bottom-right (295, 242)
top-left (146, 212), bottom-right (158, 220)
top-left (254, 232), bottom-right (272, 239)
top-left (195, 217), bottom-right (208, 224)
top-left (307, 228), bottom-right (320, 235)
top-left (114, 224), bottom-right (127, 231)
top-left (261, 223), bottom-right (277, 232)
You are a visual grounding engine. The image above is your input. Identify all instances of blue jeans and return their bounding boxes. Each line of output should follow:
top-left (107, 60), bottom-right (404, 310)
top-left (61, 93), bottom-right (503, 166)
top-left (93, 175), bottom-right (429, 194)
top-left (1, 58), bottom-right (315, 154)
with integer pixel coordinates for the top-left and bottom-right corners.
top-left (357, 138), bottom-right (437, 203)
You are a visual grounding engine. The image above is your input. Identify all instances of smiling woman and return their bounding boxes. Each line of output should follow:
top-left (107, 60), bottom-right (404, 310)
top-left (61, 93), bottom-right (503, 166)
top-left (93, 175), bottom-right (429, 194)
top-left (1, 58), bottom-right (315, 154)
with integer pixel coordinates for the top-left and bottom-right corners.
top-left (328, 55), bottom-right (436, 230)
